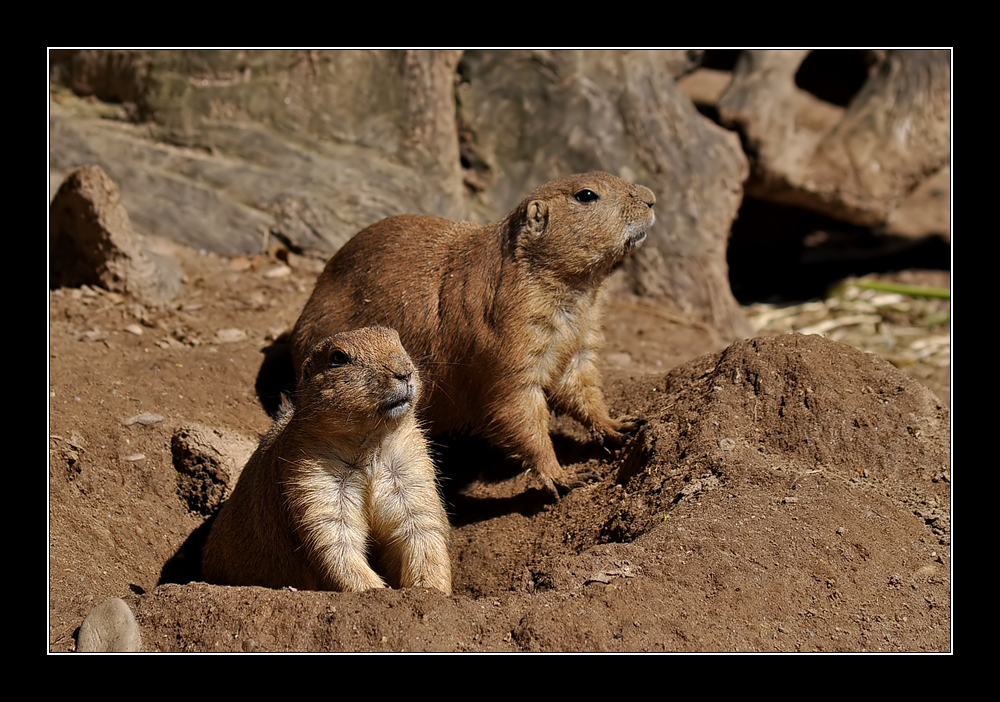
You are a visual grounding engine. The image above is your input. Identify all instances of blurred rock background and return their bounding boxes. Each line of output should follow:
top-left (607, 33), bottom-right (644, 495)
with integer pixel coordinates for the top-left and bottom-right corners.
top-left (49, 49), bottom-right (951, 344)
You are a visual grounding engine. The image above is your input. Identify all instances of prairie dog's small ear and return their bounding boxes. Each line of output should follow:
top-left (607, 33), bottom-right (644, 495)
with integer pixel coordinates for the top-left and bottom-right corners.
top-left (299, 355), bottom-right (315, 386)
top-left (526, 200), bottom-right (548, 237)
top-left (299, 343), bottom-right (325, 384)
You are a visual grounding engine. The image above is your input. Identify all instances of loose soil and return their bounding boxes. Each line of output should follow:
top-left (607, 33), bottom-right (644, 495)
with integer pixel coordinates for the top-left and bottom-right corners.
top-left (49, 242), bottom-right (951, 653)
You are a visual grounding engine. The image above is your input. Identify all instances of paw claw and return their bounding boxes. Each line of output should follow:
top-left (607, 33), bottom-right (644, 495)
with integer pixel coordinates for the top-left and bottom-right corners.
top-left (544, 480), bottom-right (562, 501)
top-left (590, 415), bottom-right (645, 449)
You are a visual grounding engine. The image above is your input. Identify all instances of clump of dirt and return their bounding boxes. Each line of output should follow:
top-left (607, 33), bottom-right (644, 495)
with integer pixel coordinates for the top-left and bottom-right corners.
top-left (48, 244), bottom-right (950, 652)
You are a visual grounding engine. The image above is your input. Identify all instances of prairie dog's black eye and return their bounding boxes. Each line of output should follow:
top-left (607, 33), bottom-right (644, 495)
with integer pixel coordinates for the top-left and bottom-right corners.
top-left (574, 189), bottom-right (600, 203)
top-left (329, 349), bottom-right (351, 367)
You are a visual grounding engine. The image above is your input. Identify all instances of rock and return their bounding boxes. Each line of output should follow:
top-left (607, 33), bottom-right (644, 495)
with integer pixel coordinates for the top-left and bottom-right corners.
top-left (884, 165), bottom-right (951, 239)
top-left (718, 50), bottom-right (950, 227)
top-left (50, 50), bottom-right (468, 255)
top-left (171, 423), bottom-right (256, 515)
top-left (77, 597), bottom-right (141, 652)
top-left (215, 328), bottom-right (247, 344)
top-left (49, 165), bottom-right (183, 303)
top-left (122, 413), bottom-right (164, 426)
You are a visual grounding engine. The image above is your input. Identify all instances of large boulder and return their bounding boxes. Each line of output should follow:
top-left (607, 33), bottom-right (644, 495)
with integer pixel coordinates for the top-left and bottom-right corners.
top-left (718, 49), bottom-right (950, 227)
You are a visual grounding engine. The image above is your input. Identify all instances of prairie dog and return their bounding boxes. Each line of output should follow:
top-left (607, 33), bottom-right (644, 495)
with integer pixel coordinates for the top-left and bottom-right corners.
top-left (203, 327), bottom-right (451, 594)
top-left (290, 172), bottom-right (656, 498)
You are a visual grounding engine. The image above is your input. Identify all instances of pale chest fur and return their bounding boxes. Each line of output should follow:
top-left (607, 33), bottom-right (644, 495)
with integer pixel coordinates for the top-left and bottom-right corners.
top-left (288, 430), bottom-right (419, 507)
top-left (520, 286), bottom-right (606, 391)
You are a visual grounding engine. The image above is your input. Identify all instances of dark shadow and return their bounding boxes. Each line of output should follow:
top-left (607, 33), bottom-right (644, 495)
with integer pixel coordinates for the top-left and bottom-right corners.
top-left (255, 337), bottom-right (297, 419)
top-left (795, 49), bottom-right (874, 107)
top-left (433, 429), bottom-right (618, 528)
top-left (158, 514), bottom-right (215, 586)
top-left (700, 49), bottom-right (741, 72)
top-left (728, 196), bottom-right (951, 304)
top-left (432, 433), bottom-right (544, 526)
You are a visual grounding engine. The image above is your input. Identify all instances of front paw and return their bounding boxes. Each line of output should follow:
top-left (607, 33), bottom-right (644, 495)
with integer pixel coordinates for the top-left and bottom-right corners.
top-left (530, 460), bottom-right (567, 501)
top-left (595, 416), bottom-right (645, 448)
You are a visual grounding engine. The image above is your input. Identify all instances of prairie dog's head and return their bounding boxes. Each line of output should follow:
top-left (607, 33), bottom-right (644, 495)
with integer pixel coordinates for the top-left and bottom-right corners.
top-left (512, 171), bottom-right (656, 283)
top-left (296, 327), bottom-right (420, 433)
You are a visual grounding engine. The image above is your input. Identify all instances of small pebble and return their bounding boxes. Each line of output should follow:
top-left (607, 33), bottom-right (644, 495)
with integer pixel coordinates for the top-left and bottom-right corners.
top-left (216, 328), bottom-right (248, 343)
top-left (264, 265), bottom-right (292, 279)
top-left (123, 413), bottom-right (164, 426)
